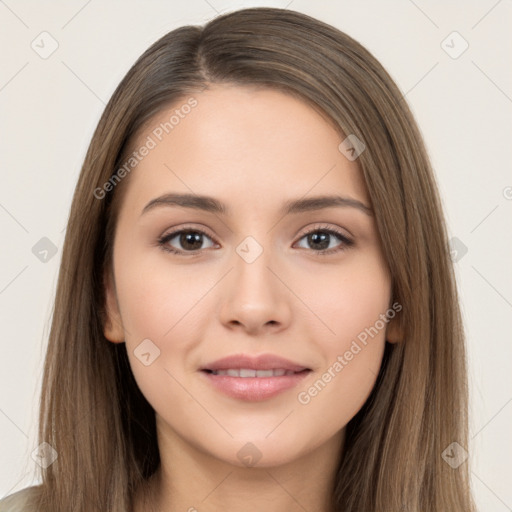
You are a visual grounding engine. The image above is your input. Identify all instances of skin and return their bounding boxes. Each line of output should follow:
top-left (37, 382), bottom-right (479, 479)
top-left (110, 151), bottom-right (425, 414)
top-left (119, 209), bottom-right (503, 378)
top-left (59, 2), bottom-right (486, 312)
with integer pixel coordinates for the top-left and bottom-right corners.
top-left (103, 84), bottom-right (401, 512)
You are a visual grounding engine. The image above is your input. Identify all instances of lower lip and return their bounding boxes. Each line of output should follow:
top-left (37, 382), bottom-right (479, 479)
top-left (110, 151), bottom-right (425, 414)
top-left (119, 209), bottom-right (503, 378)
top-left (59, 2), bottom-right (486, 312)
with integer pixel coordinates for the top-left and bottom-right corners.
top-left (201, 370), bottom-right (311, 401)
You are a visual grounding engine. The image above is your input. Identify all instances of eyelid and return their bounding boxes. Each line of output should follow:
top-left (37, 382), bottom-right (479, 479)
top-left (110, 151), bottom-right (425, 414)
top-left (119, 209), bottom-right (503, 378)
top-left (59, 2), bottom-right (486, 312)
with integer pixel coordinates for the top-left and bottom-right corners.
top-left (160, 223), bottom-right (218, 241)
top-left (296, 223), bottom-right (352, 241)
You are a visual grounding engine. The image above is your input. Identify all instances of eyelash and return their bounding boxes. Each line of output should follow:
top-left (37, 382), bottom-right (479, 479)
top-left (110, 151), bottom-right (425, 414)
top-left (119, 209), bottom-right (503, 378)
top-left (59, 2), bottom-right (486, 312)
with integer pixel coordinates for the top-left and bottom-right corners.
top-left (157, 224), bottom-right (354, 257)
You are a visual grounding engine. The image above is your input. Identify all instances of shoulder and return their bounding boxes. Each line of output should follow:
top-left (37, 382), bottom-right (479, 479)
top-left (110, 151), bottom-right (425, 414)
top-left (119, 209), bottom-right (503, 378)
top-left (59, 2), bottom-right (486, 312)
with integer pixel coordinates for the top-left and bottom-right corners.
top-left (0, 486), bottom-right (42, 512)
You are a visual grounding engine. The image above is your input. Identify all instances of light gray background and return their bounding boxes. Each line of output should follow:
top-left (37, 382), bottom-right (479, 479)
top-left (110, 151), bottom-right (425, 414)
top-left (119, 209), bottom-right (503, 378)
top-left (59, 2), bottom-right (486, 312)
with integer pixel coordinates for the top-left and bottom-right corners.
top-left (1, 1), bottom-right (511, 510)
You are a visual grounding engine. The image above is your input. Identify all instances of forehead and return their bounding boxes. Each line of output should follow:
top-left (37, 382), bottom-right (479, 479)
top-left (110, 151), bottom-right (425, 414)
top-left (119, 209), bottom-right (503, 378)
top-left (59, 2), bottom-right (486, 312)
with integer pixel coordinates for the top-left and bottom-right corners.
top-left (119, 84), bottom-right (369, 214)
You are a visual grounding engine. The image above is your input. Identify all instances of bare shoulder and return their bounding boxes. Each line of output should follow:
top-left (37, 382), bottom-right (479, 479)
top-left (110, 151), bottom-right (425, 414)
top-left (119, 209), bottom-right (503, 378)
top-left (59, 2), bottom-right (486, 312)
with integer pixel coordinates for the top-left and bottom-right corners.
top-left (0, 486), bottom-right (42, 512)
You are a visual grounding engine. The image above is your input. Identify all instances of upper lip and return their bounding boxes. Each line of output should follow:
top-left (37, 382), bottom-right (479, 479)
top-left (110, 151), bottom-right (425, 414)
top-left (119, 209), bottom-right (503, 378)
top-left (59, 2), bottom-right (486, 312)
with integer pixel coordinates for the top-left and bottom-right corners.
top-left (201, 354), bottom-right (310, 372)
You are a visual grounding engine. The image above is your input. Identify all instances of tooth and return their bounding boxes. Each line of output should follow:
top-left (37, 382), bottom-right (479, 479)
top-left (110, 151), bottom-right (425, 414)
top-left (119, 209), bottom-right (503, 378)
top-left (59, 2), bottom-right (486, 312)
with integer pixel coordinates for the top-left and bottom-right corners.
top-left (210, 368), bottom-right (297, 377)
top-left (256, 369), bottom-right (274, 377)
top-left (239, 369), bottom-right (257, 377)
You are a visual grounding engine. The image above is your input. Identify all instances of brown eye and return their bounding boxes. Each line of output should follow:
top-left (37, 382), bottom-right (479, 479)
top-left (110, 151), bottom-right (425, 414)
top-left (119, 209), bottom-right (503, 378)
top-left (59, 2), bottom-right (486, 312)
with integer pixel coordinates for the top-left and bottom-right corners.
top-left (158, 229), bottom-right (216, 254)
top-left (294, 226), bottom-right (354, 255)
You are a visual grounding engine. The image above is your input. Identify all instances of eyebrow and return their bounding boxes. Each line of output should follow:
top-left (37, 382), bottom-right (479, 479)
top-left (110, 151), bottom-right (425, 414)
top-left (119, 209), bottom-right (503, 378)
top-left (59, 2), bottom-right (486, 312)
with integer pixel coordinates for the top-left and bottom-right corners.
top-left (140, 192), bottom-right (373, 217)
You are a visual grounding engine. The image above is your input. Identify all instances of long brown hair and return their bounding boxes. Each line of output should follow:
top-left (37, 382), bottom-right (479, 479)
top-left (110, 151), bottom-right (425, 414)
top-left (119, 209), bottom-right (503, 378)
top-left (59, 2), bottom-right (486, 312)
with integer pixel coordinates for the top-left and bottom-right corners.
top-left (31, 7), bottom-right (475, 511)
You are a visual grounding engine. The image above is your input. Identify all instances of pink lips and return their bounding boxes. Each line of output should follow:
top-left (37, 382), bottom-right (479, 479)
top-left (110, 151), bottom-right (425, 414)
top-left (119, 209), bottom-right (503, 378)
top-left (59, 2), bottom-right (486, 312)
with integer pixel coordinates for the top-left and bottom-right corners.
top-left (200, 353), bottom-right (311, 401)
top-left (202, 353), bottom-right (310, 373)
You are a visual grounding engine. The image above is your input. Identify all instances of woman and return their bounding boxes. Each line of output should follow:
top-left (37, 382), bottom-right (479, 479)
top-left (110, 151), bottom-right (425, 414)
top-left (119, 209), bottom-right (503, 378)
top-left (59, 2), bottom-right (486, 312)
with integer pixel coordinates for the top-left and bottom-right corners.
top-left (0, 6), bottom-right (475, 511)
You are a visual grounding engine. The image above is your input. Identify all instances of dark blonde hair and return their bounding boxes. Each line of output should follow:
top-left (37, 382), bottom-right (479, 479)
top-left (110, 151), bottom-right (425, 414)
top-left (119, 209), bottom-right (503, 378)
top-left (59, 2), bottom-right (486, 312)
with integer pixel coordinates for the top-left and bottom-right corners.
top-left (31, 7), bottom-right (475, 511)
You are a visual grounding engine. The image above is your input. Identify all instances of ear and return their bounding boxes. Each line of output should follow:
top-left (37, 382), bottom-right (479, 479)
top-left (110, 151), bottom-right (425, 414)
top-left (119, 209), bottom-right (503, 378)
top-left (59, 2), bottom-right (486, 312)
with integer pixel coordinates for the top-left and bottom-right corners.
top-left (103, 267), bottom-right (125, 343)
top-left (385, 303), bottom-right (404, 344)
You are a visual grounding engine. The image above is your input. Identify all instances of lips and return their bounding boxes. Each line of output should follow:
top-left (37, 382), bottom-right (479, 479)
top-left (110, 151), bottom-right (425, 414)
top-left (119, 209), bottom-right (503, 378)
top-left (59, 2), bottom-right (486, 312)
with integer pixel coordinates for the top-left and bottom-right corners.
top-left (201, 353), bottom-right (310, 373)
top-left (200, 353), bottom-right (312, 401)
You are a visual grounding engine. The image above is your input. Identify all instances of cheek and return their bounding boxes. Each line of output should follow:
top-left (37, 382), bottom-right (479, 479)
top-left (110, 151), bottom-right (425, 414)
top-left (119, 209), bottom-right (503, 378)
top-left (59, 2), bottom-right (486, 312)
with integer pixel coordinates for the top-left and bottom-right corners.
top-left (115, 250), bottom-right (209, 340)
top-left (115, 261), bottom-right (205, 411)
top-left (310, 253), bottom-right (391, 350)
top-left (295, 256), bottom-right (390, 421)
top-left (114, 253), bottom-right (219, 389)
top-left (296, 338), bottom-right (385, 439)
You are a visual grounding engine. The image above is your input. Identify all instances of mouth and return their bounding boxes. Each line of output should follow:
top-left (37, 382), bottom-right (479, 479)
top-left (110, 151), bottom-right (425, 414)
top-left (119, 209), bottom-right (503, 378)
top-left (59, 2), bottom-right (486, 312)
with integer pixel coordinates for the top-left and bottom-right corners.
top-left (199, 354), bottom-right (312, 401)
top-left (200, 369), bottom-right (311, 401)
top-left (202, 368), bottom-right (310, 377)
top-left (201, 353), bottom-right (311, 374)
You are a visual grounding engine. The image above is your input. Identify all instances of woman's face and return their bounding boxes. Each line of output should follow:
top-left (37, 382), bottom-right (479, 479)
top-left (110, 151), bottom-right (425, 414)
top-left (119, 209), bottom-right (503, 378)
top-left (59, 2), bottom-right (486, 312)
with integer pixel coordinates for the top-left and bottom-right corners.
top-left (104, 84), bottom-right (397, 468)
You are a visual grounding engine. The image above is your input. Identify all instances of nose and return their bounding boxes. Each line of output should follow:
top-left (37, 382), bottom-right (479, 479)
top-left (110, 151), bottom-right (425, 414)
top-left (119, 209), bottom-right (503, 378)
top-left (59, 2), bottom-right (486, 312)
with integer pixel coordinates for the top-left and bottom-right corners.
top-left (218, 243), bottom-right (292, 336)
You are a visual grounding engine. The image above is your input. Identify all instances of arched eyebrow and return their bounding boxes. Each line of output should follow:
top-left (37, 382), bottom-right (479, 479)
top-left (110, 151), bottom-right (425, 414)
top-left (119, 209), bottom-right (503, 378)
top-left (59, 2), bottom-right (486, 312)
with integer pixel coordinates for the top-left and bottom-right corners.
top-left (140, 193), bottom-right (373, 217)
